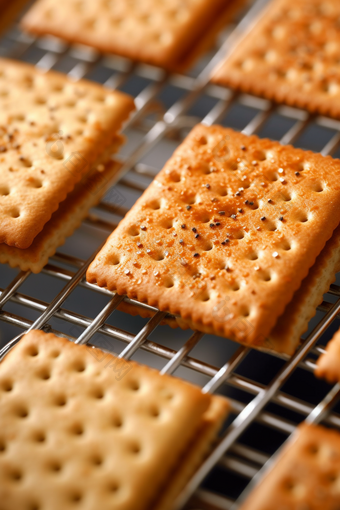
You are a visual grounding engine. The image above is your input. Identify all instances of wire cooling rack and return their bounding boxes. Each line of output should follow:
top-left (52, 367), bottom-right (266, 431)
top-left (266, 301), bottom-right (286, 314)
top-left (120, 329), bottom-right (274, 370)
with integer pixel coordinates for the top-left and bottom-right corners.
top-left (1, 0), bottom-right (340, 508)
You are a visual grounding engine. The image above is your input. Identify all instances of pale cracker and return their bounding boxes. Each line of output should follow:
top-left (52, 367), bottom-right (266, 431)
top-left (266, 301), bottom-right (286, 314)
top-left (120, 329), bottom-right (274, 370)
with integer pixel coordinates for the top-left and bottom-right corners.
top-left (212, 0), bottom-right (340, 120)
top-left (0, 136), bottom-right (124, 273)
top-left (0, 330), bottom-right (214, 510)
top-left (87, 124), bottom-right (340, 348)
top-left (0, 58), bottom-right (134, 249)
top-left (315, 329), bottom-right (340, 384)
top-left (154, 394), bottom-right (230, 510)
top-left (239, 423), bottom-right (340, 510)
top-left (22, 0), bottom-right (237, 71)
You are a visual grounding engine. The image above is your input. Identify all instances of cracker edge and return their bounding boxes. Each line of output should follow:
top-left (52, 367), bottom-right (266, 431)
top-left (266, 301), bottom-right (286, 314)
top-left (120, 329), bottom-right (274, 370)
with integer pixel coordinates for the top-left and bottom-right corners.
top-left (116, 224), bottom-right (340, 355)
top-left (165, 0), bottom-right (249, 72)
top-left (0, 57), bottom-right (135, 249)
top-left (0, 141), bottom-right (123, 273)
top-left (154, 395), bottom-right (230, 510)
top-left (266, 222), bottom-right (340, 354)
top-left (315, 328), bottom-right (340, 384)
top-left (87, 124), bottom-right (340, 348)
top-left (238, 423), bottom-right (340, 510)
top-left (22, 0), bottom-right (236, 70)
top-left (211, 0), bottom-right (340, 120)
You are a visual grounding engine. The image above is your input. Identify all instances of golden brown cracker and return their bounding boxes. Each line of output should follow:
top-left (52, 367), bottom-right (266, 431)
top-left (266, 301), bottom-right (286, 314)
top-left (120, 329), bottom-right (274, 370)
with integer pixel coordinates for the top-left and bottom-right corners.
top-left (0, 137), bottom-right (124, 273)
top-left (117, 223), bottom-right (340, 355)
top-left (87, 124), bottom-right (340, 348)
top-left (0, 58), bottom-right (134, 249)
top-left (315, 328), bottom-right (340, 384)
top-left (22, 0), bottom-right (239, 70)
top-left (212, 0), bottom-right (340, 120)
top-left (239, 423), bottom-right (340, 510)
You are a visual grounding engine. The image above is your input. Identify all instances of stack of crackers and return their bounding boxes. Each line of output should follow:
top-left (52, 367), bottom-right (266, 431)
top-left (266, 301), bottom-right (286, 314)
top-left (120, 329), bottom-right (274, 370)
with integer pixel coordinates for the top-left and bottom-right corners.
top-left (0, 330), bottom-right (230, 510)
top-left (2, 0), bottom-right (340, 507)
top-left (0, 58), bottom-right (135, 273)
top-left (87, 123), bottom-right (340, 356)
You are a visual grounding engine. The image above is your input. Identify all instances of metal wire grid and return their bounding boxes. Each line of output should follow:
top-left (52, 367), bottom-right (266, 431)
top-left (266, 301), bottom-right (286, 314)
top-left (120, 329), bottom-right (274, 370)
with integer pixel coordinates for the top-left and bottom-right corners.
top-left (1, 0), bottom-right (340, 508)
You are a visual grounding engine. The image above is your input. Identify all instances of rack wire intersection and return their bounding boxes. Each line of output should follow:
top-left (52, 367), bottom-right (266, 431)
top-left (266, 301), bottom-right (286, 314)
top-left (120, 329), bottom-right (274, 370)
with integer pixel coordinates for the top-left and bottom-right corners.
top-left (1, 0), bottom-right (340, 508)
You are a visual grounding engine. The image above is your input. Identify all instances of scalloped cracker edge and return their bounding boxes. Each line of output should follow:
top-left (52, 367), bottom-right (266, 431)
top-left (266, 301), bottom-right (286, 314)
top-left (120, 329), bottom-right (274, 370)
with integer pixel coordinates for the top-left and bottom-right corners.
top-left (0, 58), bottom-right (134, 249)
top-left (239, 423), bottom-right (340, 510)
top-left (0, 136), bottom-right (124, 273)
top-left (212, 0), bottom-right (340, 120)
top-left (0, 330), bottom-right (229, 510)
top-left (22, 0), bottom-right (244, 71)
top-left (87, 124), bottom-right (340, 348)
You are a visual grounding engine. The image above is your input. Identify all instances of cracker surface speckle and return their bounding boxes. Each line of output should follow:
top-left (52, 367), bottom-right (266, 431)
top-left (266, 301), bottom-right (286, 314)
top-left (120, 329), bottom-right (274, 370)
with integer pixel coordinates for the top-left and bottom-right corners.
top-left (87, 124), bottom-right (340, 347)
top-left (0, 58), bottom-right (134, 248)
top-left (0, 139), bottom-right (123, 273)
top-left (212, 0), bottom-right (340, 119)
top-left (118, 220), bottom-right (340, 355)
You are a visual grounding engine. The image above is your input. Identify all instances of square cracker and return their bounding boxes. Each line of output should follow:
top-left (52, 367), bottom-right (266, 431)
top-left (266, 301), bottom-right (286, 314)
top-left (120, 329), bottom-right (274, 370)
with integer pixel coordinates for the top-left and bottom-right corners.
top-left (0, 330), bottom-right (223, 510)
top-left (0, 58), bottom-right (134, 249)
top-left (22, 0), bottom-right (236, 70)
top-left (87, 124), bottom-right (340, 348)
top-left (315, 329), bottom-right (340, 384)
top-left (117, 221), bottom-right (340, 355)
top-left (212, 0), bottom-right (340, 120)
top-left (238, 423), bottom-right (340, 510)
top-left (0, 136), bottom-right (124, 273)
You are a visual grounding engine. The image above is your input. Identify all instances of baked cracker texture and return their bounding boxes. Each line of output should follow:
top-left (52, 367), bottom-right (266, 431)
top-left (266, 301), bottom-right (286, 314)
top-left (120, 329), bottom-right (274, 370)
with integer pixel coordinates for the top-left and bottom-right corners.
top-left (0, 58), bottom-right (134, 249)
top-left (267, 223), bottom-right (340, 354)
top-left (87, 124), bottom-right (340, 349)
top-left (315, 328), bottom-right (340, 384)
top-left (0, 330), bottom-right (229, 510)
top-left (212, 0), bottom-right (340, 120)
top-left (116, 220), bottom-right (340, 355)
top-left (21, 0), bottom-right (239, 70)
top-left (0, 146), bottom-right (123, 273)
top-left (239, 423), bottom-right (340, 510)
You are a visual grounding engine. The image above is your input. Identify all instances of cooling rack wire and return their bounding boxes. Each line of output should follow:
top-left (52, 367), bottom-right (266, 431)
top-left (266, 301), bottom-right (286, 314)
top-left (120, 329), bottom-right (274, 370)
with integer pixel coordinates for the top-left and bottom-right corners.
top-left (1, 0), bottom-right (340, 508)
